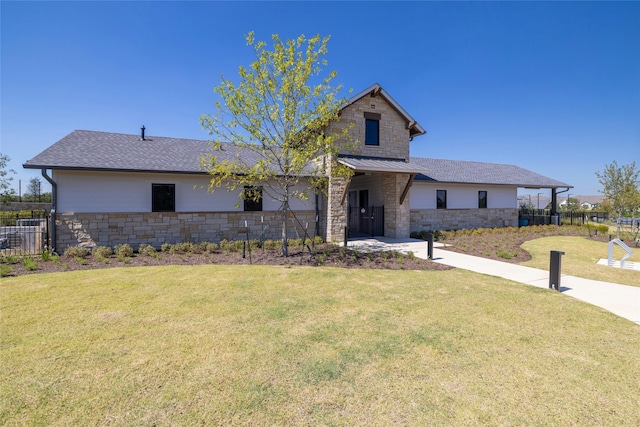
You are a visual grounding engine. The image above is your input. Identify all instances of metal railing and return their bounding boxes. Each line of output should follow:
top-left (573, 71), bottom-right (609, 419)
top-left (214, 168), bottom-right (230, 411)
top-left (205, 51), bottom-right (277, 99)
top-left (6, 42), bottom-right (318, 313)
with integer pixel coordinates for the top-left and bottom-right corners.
top-left (0, 212), bottom-right (50, 255)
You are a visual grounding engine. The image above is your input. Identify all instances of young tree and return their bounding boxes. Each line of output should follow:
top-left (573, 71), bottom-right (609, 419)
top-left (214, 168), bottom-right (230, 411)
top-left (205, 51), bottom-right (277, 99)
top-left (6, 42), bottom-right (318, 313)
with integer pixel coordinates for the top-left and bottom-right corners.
top-left (200, 32), bottom-right (352, 256)
top-left (0, 153), bottom-right (16, 204)
top-left (596, 161), bottom-right (640, 239)
top-left (25, 177), bottom-right (42, 202)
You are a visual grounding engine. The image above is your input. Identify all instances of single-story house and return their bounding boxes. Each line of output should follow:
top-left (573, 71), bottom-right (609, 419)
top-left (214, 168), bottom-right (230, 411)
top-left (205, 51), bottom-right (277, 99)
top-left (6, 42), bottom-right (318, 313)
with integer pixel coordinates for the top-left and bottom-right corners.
top-left (24, 84), bottom-right (572, 251)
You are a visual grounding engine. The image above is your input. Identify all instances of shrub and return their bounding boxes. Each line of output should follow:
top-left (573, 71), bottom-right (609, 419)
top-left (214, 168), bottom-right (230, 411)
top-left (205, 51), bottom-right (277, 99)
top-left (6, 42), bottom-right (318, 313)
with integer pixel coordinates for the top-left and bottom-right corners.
top-left (22, 257), bottom-right (38, 271)
top-left (114, 244), bottom-right (134, 261)
top-left (288, 238), bottom-right (303, 248)
top-left (41, 250), bottom-right (59, 263)
top-left (172, 242), bottom-right (194, 254)
top-left (92, 246), bottom-right (113, 263)
top-left (64, 246), bottom-right (90, 258)
top-left (262, 239), bottom-right (280, 250)
top-left (0, 265), bottom-right (12, 277)
top-left (161, 243), bottom-right (173, 253)
top-left (497, 251), bottom-right (512, 259)
top-left (196, 241), bottom-right (219, 253)
top-left (138, 243), bottom-right (158, 257)
top-left (0, 254), bottom-right (20, 264)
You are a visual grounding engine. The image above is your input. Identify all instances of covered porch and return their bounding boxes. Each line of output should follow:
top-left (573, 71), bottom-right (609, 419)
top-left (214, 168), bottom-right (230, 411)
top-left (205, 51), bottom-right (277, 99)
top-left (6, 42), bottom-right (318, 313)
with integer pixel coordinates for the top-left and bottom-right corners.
top-left (326, 156), bottom-right (425, 242)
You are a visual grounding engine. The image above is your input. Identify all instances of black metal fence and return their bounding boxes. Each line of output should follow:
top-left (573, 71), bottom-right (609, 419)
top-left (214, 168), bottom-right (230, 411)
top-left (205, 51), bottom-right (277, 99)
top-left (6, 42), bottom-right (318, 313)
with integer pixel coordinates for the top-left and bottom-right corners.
top-left (0, 211), bottom-right (50, 255)
top-left (518, 209), bottom-right (609, 227)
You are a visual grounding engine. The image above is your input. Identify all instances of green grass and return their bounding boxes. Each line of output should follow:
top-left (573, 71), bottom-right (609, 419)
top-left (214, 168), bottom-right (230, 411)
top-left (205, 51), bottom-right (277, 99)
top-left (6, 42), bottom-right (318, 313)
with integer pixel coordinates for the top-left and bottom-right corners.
top-left (521, 236), bottom-right (640, 287)
top-left (2, 265), bottom-right (639, 425)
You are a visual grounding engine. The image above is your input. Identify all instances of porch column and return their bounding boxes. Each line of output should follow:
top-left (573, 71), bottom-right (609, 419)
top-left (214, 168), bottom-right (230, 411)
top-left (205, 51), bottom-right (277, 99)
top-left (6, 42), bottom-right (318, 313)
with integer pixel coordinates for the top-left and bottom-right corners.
top-left (382, 173), bottom-right (411, 238)
top-left (326, 175), bottom-right (350, 242)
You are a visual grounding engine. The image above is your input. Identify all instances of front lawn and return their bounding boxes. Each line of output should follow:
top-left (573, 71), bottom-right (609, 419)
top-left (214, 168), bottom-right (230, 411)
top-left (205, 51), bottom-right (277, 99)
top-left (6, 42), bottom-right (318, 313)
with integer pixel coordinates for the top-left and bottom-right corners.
top-left (2, 265), bottom-right (639, 425)
top-left (521, 236), bottom-right (640, 287)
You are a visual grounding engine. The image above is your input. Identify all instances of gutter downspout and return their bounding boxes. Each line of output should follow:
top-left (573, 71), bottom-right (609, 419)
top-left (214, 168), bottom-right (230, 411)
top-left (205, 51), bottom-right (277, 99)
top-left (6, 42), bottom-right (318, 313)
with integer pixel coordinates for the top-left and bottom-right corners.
top-left (41, 169), bottom-right (57, 253)
top-left (551, 187), bottom-right (571, 225)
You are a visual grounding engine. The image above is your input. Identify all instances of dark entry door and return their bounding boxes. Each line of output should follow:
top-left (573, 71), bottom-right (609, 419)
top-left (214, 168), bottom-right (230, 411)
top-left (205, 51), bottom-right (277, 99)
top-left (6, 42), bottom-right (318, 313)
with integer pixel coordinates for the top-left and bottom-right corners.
top-left (359, 190), bottom-right (369, 234)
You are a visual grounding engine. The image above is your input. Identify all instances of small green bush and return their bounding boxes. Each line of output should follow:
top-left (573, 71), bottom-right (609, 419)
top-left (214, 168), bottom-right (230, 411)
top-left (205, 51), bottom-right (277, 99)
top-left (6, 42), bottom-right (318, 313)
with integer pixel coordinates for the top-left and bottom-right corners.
top-left (138, 244), bottom-right (158, 257)
top-left (0, 254), bottom-right (20, 264)
top-left (161, 243), bottom-right (173, 253)
top-left (41, 250), bottom-right (58, 263)
top-left (114, 244), bottom-right (134, 258)
top-left (64, 246), bottom-right (90, 258)
top-left (0, 264), bottom-right (12, 277)
top-left (196, 241), bottom-right (219, 253)
top-left (497, 251), bottom-right (512, 259)
top-left (22, 257), bottom-right (38, 271)
top-left (172, 242), bottom-right (194, 254)
top-left (92, 246), bottom-right (113, 263)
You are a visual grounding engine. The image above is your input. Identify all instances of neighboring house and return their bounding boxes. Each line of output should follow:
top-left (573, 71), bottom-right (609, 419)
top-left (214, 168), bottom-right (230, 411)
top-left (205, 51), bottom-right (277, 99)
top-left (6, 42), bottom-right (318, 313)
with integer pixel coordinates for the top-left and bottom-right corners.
top-left (557, 195), bottom-right (606, 210)
top-left (24, 84), bottom-right (572, 251)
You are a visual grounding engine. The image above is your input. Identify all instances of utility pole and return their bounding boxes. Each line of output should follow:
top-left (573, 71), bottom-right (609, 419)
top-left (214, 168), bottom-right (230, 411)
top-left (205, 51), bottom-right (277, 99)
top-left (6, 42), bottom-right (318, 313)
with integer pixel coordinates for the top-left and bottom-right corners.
top-left (537, 192), bottom-right (543, 210)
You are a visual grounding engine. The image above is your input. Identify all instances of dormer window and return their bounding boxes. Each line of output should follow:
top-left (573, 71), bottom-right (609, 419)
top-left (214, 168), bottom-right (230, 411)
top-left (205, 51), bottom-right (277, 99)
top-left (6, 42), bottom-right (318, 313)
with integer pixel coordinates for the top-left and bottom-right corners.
top-left (364, 112), bottom-right (381, 146)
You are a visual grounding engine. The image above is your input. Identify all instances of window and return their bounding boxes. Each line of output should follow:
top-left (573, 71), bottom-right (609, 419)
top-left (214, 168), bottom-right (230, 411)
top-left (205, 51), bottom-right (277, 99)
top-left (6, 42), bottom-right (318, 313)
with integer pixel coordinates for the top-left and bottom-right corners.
top-left (436, 190), bottom-right (447, 209)
top-left (152, 184), bottom-right (175, 212)
top-left (364, 112), bottom-right (381, 146)
top-left (478, 191), bottom-right (487, 209)
top-left (243, 186), bottom-right (263, 211)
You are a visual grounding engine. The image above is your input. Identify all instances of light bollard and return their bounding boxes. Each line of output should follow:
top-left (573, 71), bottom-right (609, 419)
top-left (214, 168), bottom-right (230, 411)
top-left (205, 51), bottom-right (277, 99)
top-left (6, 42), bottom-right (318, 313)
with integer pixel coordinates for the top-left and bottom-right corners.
top-left (549, 250), bottom-right (565, 291)
top-left (427, 232), bottom-right (434, 260)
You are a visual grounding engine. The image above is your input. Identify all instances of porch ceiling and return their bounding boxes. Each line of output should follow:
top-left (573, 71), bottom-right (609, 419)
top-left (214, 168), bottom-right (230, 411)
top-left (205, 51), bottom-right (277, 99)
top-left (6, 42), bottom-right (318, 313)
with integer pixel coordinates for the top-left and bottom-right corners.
top-left (338, 157), bottom-right (425, 174)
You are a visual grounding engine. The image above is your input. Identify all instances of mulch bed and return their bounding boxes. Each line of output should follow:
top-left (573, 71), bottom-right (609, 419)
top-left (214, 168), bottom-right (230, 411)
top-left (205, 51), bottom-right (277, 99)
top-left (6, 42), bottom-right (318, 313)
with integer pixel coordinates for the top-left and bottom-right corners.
top-left (3, 244), bottom-right (452, 277)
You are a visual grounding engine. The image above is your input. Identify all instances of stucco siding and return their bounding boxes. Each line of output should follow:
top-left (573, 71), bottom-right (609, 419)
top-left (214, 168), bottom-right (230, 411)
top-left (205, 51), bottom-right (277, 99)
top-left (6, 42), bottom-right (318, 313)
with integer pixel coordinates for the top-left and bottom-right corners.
top-left (410, 183), bottom-right (516, 209)
top-left (54, 170), bottom-right (316, 213)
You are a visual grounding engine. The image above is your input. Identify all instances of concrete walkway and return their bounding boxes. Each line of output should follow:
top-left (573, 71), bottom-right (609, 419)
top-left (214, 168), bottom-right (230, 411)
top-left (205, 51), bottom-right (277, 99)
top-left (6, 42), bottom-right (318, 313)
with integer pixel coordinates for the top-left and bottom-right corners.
top-left (348, 237), bottom-right (640, 325)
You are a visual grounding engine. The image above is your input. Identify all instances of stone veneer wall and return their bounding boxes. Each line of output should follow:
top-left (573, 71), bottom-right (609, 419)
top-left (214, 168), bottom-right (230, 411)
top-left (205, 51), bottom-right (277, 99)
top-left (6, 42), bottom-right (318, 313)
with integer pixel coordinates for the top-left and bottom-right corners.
top-left (383, 173), bottom-right (411, 238)
top-left (56, 210), bottom-right (321, 251)
top-left (325, 175), bottom-right (349, 242)
top-left (328, 94), bottom-right (411, 160)
top-left (410, 208), bottom-right (518, 231)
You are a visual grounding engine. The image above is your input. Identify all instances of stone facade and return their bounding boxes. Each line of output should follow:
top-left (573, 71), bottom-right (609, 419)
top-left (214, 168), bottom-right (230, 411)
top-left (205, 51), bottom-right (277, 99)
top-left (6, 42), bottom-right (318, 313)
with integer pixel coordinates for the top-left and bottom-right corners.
top-left (55, 210), bottom-right (320, 252)
top-left (325, 174), bottom-right (350, 242)
top-left (382, 173), bottom-right (411, 238)
top-left (329, 94), bottom-right (411, 160)
top-left (410, 208), bottom-right (519, 232)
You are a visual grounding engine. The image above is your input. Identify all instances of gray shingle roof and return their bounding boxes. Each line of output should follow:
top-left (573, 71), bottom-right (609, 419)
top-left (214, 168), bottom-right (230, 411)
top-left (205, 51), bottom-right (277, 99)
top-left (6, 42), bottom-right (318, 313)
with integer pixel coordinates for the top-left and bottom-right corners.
top-left (24, 130), bottom-right (572, 189)
top-left (410, 157), bottom-right (571, 188)
top-left (23, 130), bottom-right (262, 174)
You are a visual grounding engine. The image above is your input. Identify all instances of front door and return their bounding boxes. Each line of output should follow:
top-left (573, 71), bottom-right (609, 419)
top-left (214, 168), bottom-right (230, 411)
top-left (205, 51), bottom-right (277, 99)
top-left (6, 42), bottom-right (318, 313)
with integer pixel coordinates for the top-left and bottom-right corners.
top-left (359, 190), bottom-right (369, 235)
top-left (348, 189), bottom-right (371, 236)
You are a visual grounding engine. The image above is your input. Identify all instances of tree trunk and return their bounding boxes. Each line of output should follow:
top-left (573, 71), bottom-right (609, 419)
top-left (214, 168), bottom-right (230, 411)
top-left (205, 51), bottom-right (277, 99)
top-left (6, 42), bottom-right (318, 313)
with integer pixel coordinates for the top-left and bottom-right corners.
top-left (281, 201), bottom-right (289, 257)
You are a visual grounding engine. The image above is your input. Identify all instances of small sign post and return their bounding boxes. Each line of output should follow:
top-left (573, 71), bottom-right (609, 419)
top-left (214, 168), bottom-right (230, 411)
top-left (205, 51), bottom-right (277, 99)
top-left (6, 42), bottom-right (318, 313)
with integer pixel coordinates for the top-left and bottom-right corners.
top-left (549, 250), bottom-right (565, 291)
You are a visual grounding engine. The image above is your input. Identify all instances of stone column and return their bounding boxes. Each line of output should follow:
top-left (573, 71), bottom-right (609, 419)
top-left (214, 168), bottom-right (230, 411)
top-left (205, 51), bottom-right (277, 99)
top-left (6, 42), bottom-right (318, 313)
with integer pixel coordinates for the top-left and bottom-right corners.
top-left (383, 173), bottom-right (411, 238)
top-left (326, 175), bottom-right (350, 242)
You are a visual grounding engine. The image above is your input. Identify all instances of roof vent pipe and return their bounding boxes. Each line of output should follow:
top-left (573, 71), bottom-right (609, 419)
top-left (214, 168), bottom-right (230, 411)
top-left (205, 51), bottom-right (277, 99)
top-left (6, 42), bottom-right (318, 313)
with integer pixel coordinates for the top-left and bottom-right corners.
top-left (140, 125), bottom-right (145, 141)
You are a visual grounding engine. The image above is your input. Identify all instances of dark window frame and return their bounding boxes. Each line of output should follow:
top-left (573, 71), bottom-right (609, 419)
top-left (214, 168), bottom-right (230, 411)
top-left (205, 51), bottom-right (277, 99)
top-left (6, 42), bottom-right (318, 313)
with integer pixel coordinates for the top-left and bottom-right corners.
top-left (365, 118), bottom-right (380, 146)
top-left (478, 191), bottom-right (487, 209)
top-left (243, 186), bottom-right (263, 212)
top-left (436, 190), bottom-right (447, 209)
top-left (152, 183), bottom-right (175, 212)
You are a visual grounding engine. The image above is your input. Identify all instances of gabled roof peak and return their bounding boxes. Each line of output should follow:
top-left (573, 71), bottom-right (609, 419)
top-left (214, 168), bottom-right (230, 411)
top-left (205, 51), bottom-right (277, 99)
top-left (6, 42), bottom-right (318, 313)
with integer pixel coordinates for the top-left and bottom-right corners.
top-left (344, 83), bottom-right (426, 138)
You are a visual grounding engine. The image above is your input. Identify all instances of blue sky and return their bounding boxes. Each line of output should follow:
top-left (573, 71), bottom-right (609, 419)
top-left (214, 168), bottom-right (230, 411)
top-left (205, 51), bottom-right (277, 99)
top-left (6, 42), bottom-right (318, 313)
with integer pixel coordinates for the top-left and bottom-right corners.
top-left (2, 1), bottom-right (638, 198)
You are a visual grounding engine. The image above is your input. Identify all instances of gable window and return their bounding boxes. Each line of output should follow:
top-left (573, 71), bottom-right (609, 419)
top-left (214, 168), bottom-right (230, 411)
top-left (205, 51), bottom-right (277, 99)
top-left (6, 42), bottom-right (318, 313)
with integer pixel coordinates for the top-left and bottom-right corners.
top-left (152, 184), bottom-right (175, 212)
top-left (243, 186), bottom-right (263, 211)
top-left (436, 190), bottom-right (447, 209)
top-left (364, 112), bottom-right (381, 146)
top-left (478, 191), bottom-right (487, 209)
